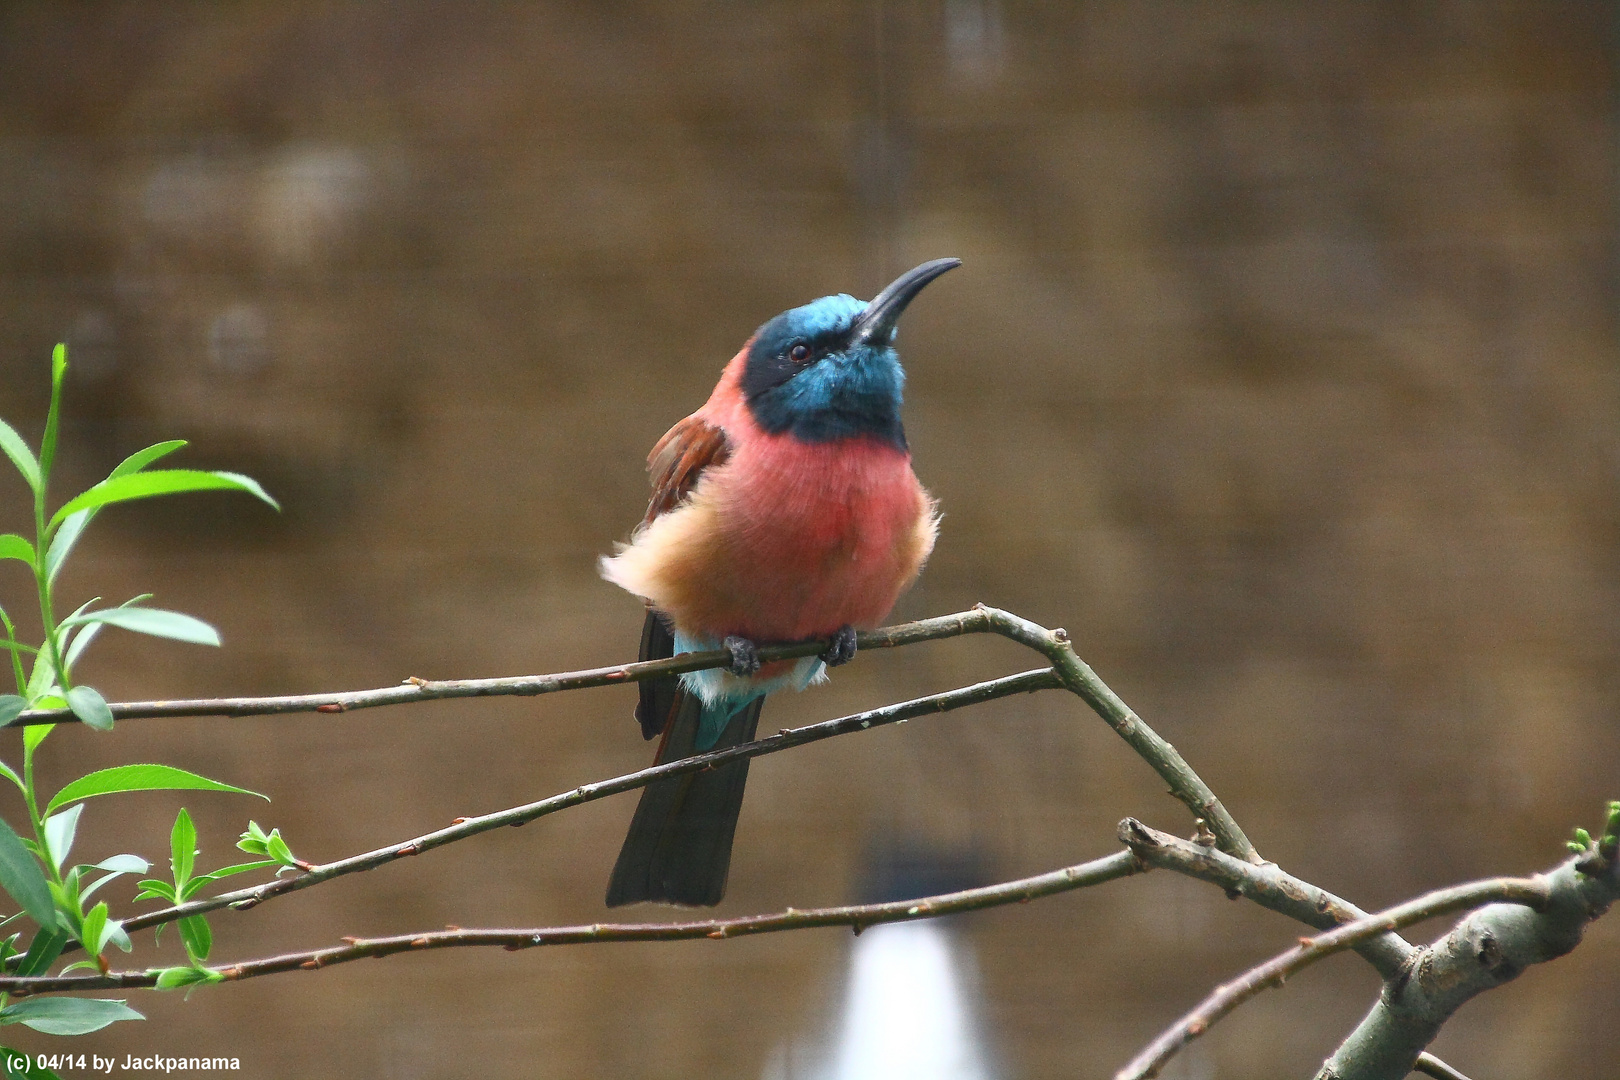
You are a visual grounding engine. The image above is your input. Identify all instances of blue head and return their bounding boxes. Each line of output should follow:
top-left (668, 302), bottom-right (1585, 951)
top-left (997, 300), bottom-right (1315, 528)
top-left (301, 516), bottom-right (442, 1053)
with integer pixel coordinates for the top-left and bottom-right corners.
top-left (741, 259), bottom-right (960, 450)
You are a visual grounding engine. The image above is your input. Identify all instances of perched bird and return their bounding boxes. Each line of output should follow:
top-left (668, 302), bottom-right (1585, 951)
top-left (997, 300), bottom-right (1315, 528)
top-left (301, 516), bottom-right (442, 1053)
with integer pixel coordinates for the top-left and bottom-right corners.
top-left (600, 258), bottom-right (959, 907)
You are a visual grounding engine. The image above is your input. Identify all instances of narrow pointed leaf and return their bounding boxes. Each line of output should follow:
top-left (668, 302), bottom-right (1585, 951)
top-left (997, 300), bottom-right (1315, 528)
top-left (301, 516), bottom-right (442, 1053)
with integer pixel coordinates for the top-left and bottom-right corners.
top-left (51, 470), bottom-right (278, 528)
top-left (170, 808), bottom-right (196, 890)
top-left (61, 623), bottom-right (100, 669)
top-left (0, 996), bottom-right (143, 1035)
top-left (46, 765), bottom-right (264, 817)
top-left (13, 928), bottom-right (65, 977)
top-left (21, 722), bottom-right (52, 754)
top-left (94, 854), bottom-right (149, 874)
top-left (0, 700), bottom-right (24, 729)
top-left (44, 511), bottom-right (87, 584)
top-left (77, 902), bottom-right (106, 956)
top-left (0, 818), bottom-right (53, 927)
top-left (65, 686), bottom-right (112, 731)
top-left (177, 914), bottom-right (211, 962)
top-left (39, 344), bottom-right (66, 481)
top-left (0, 421), bottom-right (40, 494)
top-left (61, 607), bottom-right (220, 647)
top-left (0, 537), bottom-right (33, 570)
top-left (109, 440), bottom-right (187, 480)
top-left (41, 806), bottom-right (82, 874)
top-left (155, 966), bottom-right (220, 990)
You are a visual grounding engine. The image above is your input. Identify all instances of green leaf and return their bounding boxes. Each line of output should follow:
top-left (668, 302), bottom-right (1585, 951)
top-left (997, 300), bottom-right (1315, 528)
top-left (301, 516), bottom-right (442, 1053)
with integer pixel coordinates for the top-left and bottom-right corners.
top-left (43, 512), bottom-right (87, 585)
top-left (0, 759), bottom-right (21, 791)
top-left (177, 914), bottom-right (211, 962)
top-left (12, 928), bottom-right (65, 977)
top-left (60, 607), bottom-right (220, 647)
top-left (77, 902), bottom-right (106, 957)
top-left (80, 856), bottom-right (149, 904)
top-left (1, 1043), bottom-right (65, 1079)
top-left (186, 860), bottom-right (275, 895)
top-left (130, 879), bottom-right (176, 903)
top-left (170, 808), bottom-right (196, 891)
top-left (154, 965), bottom-right (221, 990)
top-left (41, 806), bottom-right (81, 875)
top-left (21, 723), bottom-right (52, 755)
top-left (0, 421), bottom-right (40, 495)
top-left (109, 440), bottom-right (188, 480)
top-left (60, 623), bottom-right (99, 669)
top-left (0, 700), bottom-right (23, 729)
top-left (93, 854), bottom-right (149, 875)
top-left (38, 344), bottom-right (65, 483)
top-left (0, 537), bottom-right (33, 570)
top-left (0, 819), bottom-right (53, 927)
top-left (64, 686), bottom-right (112, 731)
top-left (46, 765), bottom-right (265, 817)
top-left (266, 832), bottom-right (295, 866)
top-left (0, 996), bottom-right (143, 1035)
top-left (51, 470), bottom-right (279, 529)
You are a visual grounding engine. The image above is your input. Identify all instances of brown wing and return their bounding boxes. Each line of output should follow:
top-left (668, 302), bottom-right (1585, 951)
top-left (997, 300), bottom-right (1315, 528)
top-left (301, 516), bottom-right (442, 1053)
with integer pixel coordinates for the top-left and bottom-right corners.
top-left (634, 414), bottom-right (731, 740)
top-left (643, 413), bottom-right (731, 525)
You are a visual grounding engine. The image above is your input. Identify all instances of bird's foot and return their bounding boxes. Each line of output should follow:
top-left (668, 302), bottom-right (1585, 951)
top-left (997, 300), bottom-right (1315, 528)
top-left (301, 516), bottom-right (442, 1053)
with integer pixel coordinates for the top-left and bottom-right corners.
top-left (819, 624), bottom-right (858, 667)
top-left (722, 635), bottom-right (761, 676)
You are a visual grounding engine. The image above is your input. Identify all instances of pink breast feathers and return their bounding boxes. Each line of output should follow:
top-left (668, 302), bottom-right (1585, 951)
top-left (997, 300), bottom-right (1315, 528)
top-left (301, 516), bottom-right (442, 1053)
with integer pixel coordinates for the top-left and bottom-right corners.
top-left (600, 427), bottom-right (938, 649)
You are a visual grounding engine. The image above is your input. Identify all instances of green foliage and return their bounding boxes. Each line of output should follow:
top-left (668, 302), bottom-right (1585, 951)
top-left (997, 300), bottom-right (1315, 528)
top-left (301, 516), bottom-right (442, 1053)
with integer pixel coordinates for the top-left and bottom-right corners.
top-left (0, 345), bottom-right (282, 1033)
top-left (0, 997), bottom-right (141, 1036)
top-left (237, 821), bottom-right (301, 870)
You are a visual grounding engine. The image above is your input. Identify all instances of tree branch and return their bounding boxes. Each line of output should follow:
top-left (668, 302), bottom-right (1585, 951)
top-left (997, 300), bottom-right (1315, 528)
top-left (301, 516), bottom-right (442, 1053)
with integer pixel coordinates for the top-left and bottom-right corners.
top-left (1117, 819), bottom-right (1414, 977)
top-left (2, 850), bottom-right (1142, 994)
top-left (1410, 1054), bottom-right (1477, 1080)
top-left (1316, 819), bottom-right (1620, 1080)
top-left (113, 667), bottom-right (1063, 939)
top-left (6, 606), bottom-right (1258, 865)
top-left (1116, 876), bottom-right (1554, 1080)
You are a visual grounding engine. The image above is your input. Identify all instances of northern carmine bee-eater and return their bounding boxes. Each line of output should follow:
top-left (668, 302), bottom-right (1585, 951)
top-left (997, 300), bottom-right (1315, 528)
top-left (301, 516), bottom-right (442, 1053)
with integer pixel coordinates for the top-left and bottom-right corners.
top-left (600, 258), bottom-right (960, 907)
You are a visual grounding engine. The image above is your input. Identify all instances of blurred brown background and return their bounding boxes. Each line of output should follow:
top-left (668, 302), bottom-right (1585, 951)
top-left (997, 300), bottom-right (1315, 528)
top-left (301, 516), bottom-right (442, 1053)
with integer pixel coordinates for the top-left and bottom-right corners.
top-left (0, 2), bottom-right (1616, 1077)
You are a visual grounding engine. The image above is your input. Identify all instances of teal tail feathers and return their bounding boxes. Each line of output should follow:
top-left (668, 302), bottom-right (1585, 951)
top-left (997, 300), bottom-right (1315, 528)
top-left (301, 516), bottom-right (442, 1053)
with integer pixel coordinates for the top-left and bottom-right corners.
top-left (605, 690), bottom-right (764, 907)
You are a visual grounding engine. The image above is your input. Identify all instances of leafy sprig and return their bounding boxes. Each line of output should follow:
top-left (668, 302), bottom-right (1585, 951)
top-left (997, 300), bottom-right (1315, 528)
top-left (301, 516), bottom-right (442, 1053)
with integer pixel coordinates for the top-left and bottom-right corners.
top-left (0, 344), bottom-right (280, 1034)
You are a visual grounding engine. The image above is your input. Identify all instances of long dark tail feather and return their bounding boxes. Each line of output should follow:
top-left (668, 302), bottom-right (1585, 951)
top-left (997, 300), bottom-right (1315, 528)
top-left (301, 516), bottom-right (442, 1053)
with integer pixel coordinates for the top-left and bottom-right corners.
top-left (605, 691), bottom-right (764, 907)
top-left (636, 610), bottom-right (679, 741)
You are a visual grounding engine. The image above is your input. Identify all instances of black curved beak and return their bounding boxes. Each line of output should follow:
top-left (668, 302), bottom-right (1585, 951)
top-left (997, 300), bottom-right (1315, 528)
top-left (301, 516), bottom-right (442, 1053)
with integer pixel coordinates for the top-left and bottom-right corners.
top-left (849, 258), bottom-right (961, 346)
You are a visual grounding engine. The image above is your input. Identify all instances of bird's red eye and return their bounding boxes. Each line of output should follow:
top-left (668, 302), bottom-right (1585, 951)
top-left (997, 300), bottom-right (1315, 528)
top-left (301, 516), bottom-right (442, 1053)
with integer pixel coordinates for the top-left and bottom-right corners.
top-left (789, 343), bottom-right (811, 364)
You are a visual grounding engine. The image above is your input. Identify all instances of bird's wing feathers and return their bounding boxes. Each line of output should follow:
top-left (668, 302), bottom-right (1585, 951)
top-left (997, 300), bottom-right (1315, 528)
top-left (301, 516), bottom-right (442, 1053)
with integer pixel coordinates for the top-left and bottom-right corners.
top-left (644, 413), bottom-right (731, 525)
top-left (634, 413), bottom-right (732, 740)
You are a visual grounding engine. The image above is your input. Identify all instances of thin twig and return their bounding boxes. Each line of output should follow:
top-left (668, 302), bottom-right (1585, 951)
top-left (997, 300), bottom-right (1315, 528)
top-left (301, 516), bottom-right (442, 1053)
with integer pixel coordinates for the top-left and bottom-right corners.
top-left (1411, 1054), bottom-right (1477, 1080)
top-left (1117, 819), bottom-right (1413, 977)
top-left (3, 850), bottom-right (1141, 994)
top-left (112, 667), bottom-right (1062, 939)
top-left (7, 606), bottom-right (1258, 865)
top-left (3, 610), bottom-right (999, 726)
top-left (1115, 876), bottom-right (1552, 1080)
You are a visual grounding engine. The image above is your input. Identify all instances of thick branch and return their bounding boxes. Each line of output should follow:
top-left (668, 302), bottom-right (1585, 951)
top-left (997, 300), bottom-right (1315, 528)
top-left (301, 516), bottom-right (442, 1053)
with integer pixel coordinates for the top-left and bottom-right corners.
top-left (1118, 819), bottom-right (1413, 977)
top-left (1117, 876), bottom-right (1553, 1080)
top-left (2, 850), bottom-right (1141, 994)
top-left (115, 667), bottom-right (1062, 938)
top-left (1317, 848), bottom-right (1620, 1080)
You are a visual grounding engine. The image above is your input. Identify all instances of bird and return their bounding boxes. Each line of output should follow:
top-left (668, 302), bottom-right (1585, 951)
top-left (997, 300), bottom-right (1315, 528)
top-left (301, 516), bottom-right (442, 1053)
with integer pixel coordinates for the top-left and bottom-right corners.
top-left (599, 258), bottom-right (960, 907)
